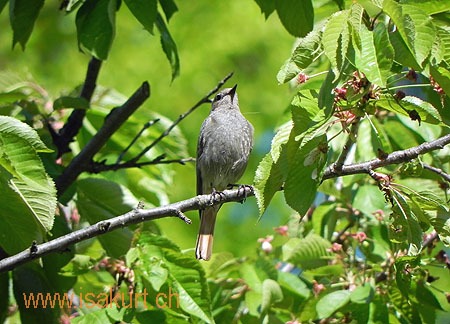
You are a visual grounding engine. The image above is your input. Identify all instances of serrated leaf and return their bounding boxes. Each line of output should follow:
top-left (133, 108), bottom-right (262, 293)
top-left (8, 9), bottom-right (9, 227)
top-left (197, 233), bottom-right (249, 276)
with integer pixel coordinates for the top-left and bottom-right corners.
top-left (275, 0), bottom-right (313, 37)
top-left (399, 0), bottom-right (450, 15)
top-left (76, 0), bottom-right (116, 60)
top-left (155, 13), bottom-right (180, 82)
top-left (282, 234), bottom-right (332, 269)
top-left (0, 116), bottom-right (51, 152)
top-left (76, 178), bottom-right (135, 258)
top-left (424, 208), bottom-right (450, 246)
top-left (350, 284), bottom-right (374, 304)
top-left (158, 0), bottom-right (178, 22)
top-left (284, 134), bottom-right (327, 216)
top-left (316, 290), bottom-right (350, 319)
top-left (9, 0), bottom-right (44, 50)
top-left (124, 0), bottom-right (157, 34)
top-left (376, 95), bottom-right (442, 125)
top-left (261, 279), bottom-right (283, 314)
top-left (253, 152), bottom-right (284, 217)
top-left (164, 250), bottom-right (214, 324)
top-left (59, 254), bottom-right (94, 277)
top-left (138, 232), bottom-right (181, 252)
top-left (415, 282), bottom-right (443, 310)
top-left (395, 256), bottom-right (420, 297)
top-left (291, 29), bottom-right (322, 69)
top-left (383, 0), bottom-right (415, 51)
top-left (277, 58), bottom-right (300, 84)
top-left (403, 5), bottom-right (436, 66)
top-left (389, 28), bottom-right (421, 70)
top-left (322, 10), bottom-right (348, 76)
top-left (355, 24), bottom-right (394, 87)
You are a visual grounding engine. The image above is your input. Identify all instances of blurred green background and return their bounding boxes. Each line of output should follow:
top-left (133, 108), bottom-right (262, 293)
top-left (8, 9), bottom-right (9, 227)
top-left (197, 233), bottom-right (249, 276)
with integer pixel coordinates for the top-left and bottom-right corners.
top-left (0, 1), bottom-right (298, 257)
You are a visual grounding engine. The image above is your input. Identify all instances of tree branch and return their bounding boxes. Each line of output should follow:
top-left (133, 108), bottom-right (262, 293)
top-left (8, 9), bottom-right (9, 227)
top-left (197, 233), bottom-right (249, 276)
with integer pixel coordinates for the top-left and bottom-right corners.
top-left (54, 57), bottom-right (102, 157)
top-left (116, 118), bottom-right (160, 164)
top-left (87, 157), bottom-right (195, 173)
top-left (55, 82), bottom-right (150, 196)
top-left (322, 134), bottom-right (450, 180)
top-left (0, 186), bottom-right (254, 273)
top-left (330, 118), bottom-right (360, 172)
top-left (423, 163), bottom-right (450, 183)
top-left (128, 72), bottom-right (234, 164)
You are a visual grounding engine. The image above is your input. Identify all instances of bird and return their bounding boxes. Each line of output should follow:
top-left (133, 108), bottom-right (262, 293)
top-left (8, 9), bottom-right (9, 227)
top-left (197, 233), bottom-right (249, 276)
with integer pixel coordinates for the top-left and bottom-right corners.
top-left (195, 84), bottom-right (254, 261)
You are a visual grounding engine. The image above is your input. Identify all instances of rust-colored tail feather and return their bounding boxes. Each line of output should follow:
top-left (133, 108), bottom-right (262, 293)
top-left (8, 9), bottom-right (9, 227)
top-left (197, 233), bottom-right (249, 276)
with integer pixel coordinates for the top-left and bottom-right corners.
top-left (195, 207), bottom-right (217, 261)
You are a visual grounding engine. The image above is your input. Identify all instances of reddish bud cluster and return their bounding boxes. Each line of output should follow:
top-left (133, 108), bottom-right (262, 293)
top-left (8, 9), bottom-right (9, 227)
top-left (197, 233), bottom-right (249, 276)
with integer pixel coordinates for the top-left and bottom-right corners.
top-left (430, 76), bottom-right (444, 95)
top-left (405, 69), bottom-right (417, 82)
top-left (273, 225), bottom-right (289, 236)
top-left (296, 73), bottom-right (309, 84)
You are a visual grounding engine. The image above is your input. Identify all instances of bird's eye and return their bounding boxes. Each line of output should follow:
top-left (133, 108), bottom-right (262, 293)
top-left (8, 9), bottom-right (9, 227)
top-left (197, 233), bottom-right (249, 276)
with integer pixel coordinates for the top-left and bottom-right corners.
top-left (214, 93), bottom-right (222, 101)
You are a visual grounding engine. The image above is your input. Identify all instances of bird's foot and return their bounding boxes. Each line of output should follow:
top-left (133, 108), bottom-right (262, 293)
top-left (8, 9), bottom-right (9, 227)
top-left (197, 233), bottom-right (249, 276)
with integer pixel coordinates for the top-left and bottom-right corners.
top-left (209, 187), bottom-right (226, 206)
top-left (228, 184), bottom-right (253, 203)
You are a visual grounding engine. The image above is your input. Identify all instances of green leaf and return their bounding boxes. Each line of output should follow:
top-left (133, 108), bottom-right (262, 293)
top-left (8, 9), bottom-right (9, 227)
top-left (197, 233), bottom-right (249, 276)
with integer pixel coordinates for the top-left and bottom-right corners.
top-left (277, 59), bottom-right (300, 84)
top-left (164, 250), bottom-right (214, 324)
top-left (76, 178), bottom-right (135, 258)
top-left (353, 185), bottom-right (388, 216)
top-left (284, 134), bottom-right (328, 216)
top-left (316, 290), bottom-right (350, 319)
top-left (0, 116), bottom-right (51, 152)
top-left (53, 96), bottom-right (90, 110)
top-left (376, 95), bottom-right (442, 125)
top-left (0, 0), bottom-right (7, 15)
top-left (0, 266), bottom-right (8, 323)
top-left (124, 0), bottom-right (157, 33)
top-left (282, 234), bottom-right (332, 269)
top-left (275, 0), bottom-right (314, 37)
top-left (322, 10), bottom-right (348, 76)
top-left (383, 0), bottom-right (415, 51)
top-left (430, 65), bottom-right (450, 100)
top-left (76, 0), bottom-right (117, 60)
top-left (71, 309), bottom-right (111, 324)
top-left (254, 0), bottom-right (275, 19)
top-left (415, 281), bottom-right (443, 310)
top-left (59, 254), bottom-right (95, 276)
top-left (155, 13), bottom-right (180, 82)
top-left (13, 263), bottom-right (59, 323)
top-left (291, 29), bottom-right (322, 69)
top-left (423, 208), bottom-right (450, 246)
top-left (158, 0), bottom-right (178, 22)
top-left (395, 255), bottom-right (420, 297)
top-left (9, 0), bottom-right (44, 50)
top-left (304, 264), bottom-right (344, 276)
top-left (399, 0), bottom-right (450, 15)
top-left (355, 24), bottom-right (394, 87)
top-left (138, 232), bottom-right (181, 252)
top-left (261, 279), bottom-right (283, 314)
top-left (389, 28), bottom-right (421, 70)
top-left (403, 5), bottom-right (436, 67)
top-left (0, 91), bottom-right (27, 104)
top-left (278, 272), bottom-right (310, 299)
top-left (350, 284), bottom-right (374, 304)
top-left (312, 202), bottom-right (337, 239)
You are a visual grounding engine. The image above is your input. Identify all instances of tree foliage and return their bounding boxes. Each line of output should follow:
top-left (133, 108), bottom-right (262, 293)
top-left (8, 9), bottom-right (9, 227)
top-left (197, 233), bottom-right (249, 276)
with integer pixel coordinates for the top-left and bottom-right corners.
top-left (0, 0), bottom-right (450, 323)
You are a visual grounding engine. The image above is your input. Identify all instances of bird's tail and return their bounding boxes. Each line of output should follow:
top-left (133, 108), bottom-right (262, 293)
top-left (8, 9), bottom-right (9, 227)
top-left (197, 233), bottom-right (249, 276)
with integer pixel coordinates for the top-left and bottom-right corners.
top-left (195, 207), bottom-right (218, 261)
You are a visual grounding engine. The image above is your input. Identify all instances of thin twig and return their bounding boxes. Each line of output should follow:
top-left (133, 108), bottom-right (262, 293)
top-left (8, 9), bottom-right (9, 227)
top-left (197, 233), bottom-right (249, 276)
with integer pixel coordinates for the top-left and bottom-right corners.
top-left (54, 57), bottom-right (102, 157)
top-left (128, 72), bottom-right (234, 163)
top-left (116, 118), bottom-right (160, 164)
top-left (322, 134), bottom-right (450, 180)
top-left (55, 82), bottom-right (151, 196)
top-left (332, 118), bottom-right (360, 172)
top-left (0, 186), bottom-right (253, 273)
top-left (88, 157), bottom-right (196, 173)
top-left (423, 163), bottom-right (450, 183)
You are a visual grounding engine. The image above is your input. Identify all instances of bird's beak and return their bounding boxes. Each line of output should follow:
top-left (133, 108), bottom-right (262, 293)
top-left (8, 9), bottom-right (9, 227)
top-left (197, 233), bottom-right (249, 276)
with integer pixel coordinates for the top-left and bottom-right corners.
top-left (228, 84), bottom-right (237, 100)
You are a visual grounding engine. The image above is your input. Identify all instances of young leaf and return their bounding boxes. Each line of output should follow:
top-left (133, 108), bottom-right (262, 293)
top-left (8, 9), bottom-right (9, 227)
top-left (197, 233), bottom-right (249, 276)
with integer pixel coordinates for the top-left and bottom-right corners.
top-left (355, 24), bottom-right (394, 87)
top-left (316, 290), bottom-right (350, 319)
top-left (124, 0), bottom-right (157, 34)
top-left (9, 0), bottom-right (44, 50)
top-left (399, 0), bottom-right (450, 15)
top-left (278, 272), bottom-right (310, 299)
top-left (322, 10), bottom-right (349, 76)
top-left (282, 234), bottom-right (332, 269)
top-left (275, 0), bottom-right (313, 37)
top-left (155, 13), bottom-right (180, 82)
top-left (76, 0), bottom-right (117, 60)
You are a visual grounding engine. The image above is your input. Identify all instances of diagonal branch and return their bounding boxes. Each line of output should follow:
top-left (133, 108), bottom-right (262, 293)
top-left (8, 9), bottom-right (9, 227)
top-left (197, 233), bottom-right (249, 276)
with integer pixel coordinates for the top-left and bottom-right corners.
top-left (55, 82), bottom-right (150, 196)
top-left (322, 134), bottom-right (450, 180)
top-left (423, 163), bottom-right (450, 183)
top-left (128, 72), bottom-right (234, 164)
top-left (116, 118), bottom-right (160, 164)
top-left (87, 157), bottom-right (195, 173)
top-left (54, 57), bottom-right (102, 157)
top-left (0, 186), bottom-right (254, 273)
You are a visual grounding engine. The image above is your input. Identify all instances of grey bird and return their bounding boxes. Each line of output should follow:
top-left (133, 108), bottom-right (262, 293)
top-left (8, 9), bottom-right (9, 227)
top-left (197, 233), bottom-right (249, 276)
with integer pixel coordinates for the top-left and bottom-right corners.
top-left (196, 84), bottom-right (254, 261)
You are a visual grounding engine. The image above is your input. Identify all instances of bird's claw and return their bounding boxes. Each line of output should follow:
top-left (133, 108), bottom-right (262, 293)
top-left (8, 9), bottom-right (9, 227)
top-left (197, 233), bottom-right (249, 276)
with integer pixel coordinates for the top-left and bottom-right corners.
top-left (209, 187), bottom-right (226, 206)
